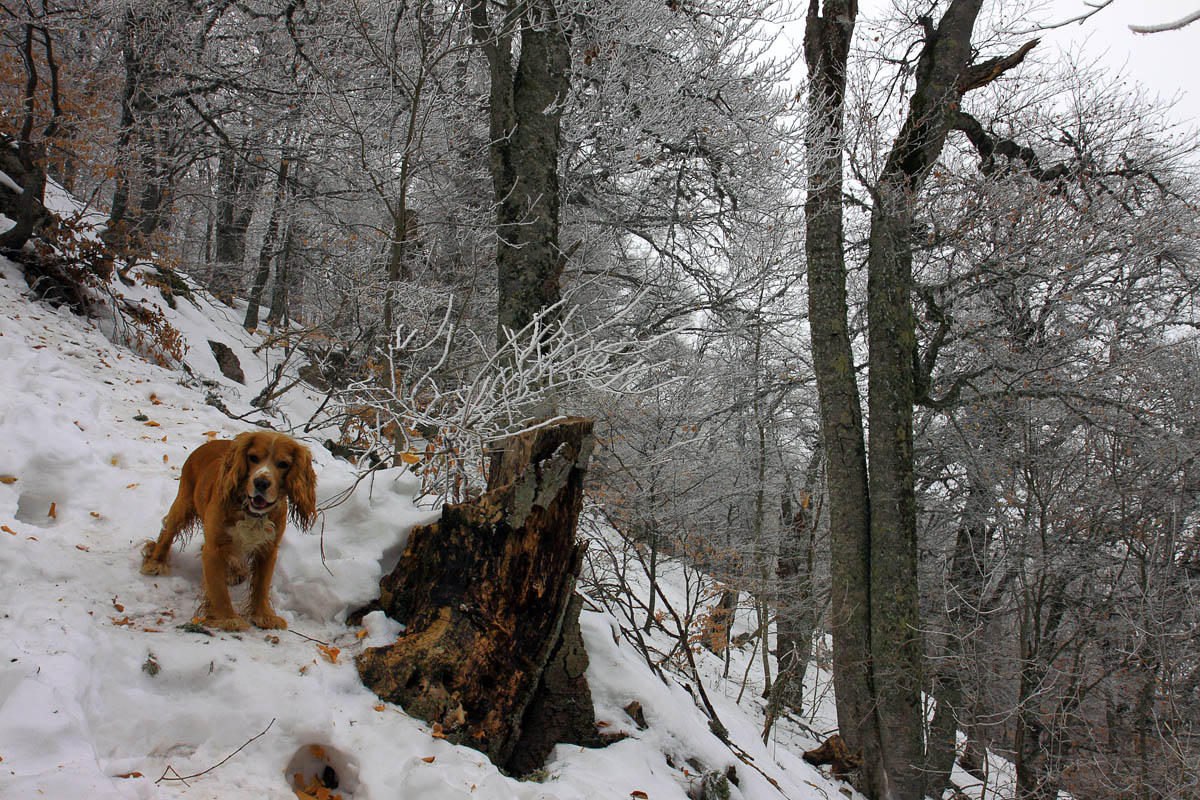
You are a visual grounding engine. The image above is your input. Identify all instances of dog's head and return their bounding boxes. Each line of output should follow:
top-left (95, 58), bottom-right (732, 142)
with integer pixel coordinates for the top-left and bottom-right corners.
top-left (219, 432), bottom-right (317, 530)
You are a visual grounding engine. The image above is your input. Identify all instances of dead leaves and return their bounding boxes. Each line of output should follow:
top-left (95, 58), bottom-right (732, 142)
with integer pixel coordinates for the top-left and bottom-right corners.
top-left (293, 746), bottom-right (343, 800)
top-left (0, 475), bottom-right (16, 484)
top-left (316, 644), bottom-right (340, 664)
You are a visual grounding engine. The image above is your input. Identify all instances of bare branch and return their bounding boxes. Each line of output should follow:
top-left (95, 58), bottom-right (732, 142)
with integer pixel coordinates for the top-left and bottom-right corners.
top-left (1130, 8), bottom-right (1200, 33)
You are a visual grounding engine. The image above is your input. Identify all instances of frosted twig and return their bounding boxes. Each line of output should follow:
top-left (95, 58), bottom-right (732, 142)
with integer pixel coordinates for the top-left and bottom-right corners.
top-left (154, 718), bottom-right (276, 785)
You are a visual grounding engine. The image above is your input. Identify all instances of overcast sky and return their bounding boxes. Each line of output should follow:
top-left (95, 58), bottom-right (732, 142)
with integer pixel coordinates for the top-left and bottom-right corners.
top-left (1041, 0), bottom-right (1199, 128)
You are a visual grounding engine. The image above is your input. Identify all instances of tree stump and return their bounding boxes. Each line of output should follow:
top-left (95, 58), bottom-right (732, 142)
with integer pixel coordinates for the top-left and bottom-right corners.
top-left (356, 417), bottom-right (600, 773)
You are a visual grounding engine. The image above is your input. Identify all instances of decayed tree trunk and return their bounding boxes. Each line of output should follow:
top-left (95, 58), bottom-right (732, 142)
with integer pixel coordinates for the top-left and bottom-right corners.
top-left (356, 417), bottom-right (600, 774)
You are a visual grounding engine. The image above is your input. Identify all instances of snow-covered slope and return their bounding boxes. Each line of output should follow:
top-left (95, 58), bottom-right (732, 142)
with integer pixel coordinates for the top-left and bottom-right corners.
top-left (0, 251), bottom-right (863, 800)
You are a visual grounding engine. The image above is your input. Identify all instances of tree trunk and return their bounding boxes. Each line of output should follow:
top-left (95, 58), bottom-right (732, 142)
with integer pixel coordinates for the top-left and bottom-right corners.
top-left (245, 154), bottom-right (290, 330)
top-left (804, 2), bottom-right (1038, 797)
top-left (775, 453), bottom-right (820, 713)
top-left (802, 4), bottom-right (883, 795)
top-left (0, 25), bottom-right (50, 255)
top-left (267, 221), bottom-right (294, 327)
top-left (470, 0), bottom-right (571, 348)
top-left (357, 418), bottom-right (600, 774)
top-left (211, 146), bottom-right (264, 302)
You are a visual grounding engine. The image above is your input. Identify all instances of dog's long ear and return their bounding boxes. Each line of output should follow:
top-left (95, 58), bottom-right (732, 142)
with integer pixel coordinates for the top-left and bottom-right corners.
top-left (286, 441), bottom-right (317, 530)
top-left (216, 433), bottom-right (252, 508)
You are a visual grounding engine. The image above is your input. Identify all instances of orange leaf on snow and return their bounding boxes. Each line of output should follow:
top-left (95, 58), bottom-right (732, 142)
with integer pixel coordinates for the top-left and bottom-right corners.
top-left (47, 502), bottom-right (56, 518)
top-left (421, 756), bottom-right (435, 763)
top-left (355, 629), bottom-right (369, 640)
top-left (90, 511), bottom-right (101, 518)
top-left (110, 616), bottom-right (133, 627)
top-left (631, 792), bottom-right (649, 799)
top-left (431, 723), bottom-right (445, 739)
top-left (110, 457), bottom-right (119, 466)
top-left (316, 644), bottom-right (340, 664)
top-left (75, 545), bottom-right (90, 552)
top-left (3, 525), bottom-right (16, 535)
top-left (144, 421), bottom-right (160, 427)
top-left (204, 431), bottom-right (218, 440)
top-left (125, 483), bottom-right (139, 489)
top-left (163, 455), bottom-right (168, 463)
top-left (373, 705), bottom-right (385, 712)
top-left (115, 771), bottom-right (142, 779)
top-left (0, 475), bottom-right (16, 484)
top-left (309, 744), bottom-right (328, 760)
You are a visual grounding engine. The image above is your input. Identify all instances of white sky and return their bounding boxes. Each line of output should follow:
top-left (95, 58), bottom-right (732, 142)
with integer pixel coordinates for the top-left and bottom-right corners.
top-left (1041, 0), bottom-right (1200, 128)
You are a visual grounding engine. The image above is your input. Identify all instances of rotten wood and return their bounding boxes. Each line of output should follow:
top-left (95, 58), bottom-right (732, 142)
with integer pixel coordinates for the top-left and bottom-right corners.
top-left (356, 417), bottom-right (601, 773)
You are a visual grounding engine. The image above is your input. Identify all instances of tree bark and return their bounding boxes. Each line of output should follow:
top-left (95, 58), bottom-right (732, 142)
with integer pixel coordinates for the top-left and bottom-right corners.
top-left (245, 153), bottom-right (290, 330)
top-left (356, 418), bottom-right (600, 774)
top-left (470, 0), bottom-right (571, 348)
top-left (802, 4), bottom-right (883, 795)
top-left (211, 146), bottom-right (264, 302)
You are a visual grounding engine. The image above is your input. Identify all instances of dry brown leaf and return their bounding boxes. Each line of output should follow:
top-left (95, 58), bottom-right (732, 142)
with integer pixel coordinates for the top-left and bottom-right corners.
top-left (162, 455), bottom-right (168, 463)
top-left (355, 629), bottom-right (369, 640)
top-left (3, 525), bottom-right (16, 535)
top-left (316, 644), bottom-right (340, 664)
top-left (125, 483), bottom-right (139, 489)
top-left (431, 722), bottom-right (445, 739)
top-left (0, 475), bottom-right (17, 484)
top-left (631, 792), bottom-right (649, 799)
top-left (47, 502), bottom-right (56, 518)
top-left (399, 451), bottom-right (421, 464)
top-left (112, 598), bottom-right (124, 612)
top-left (75, 545), bottom-right (89, 552)
top-left (115, 771), bottom-right (142, 779)
top-left (309, 744), bottom-right (327, 760)
top-left (90, 511), bottom-right (101, 518)
top-left (421, 756), bottom-right (435, 763)
top-left (374, 704), bottom-right (385, 712)
top-left (144, 421), bottom-right (160, 427)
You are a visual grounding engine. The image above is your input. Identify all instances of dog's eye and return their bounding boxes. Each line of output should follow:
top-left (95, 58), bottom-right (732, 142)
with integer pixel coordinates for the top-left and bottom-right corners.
top-left (277, 461), bottom-right (290, 470)
top-left (248, 454), bottom-right (260, 463)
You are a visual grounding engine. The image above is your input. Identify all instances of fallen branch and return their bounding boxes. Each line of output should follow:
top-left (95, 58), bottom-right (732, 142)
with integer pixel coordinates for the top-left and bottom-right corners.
top-left (154, 718), bottom-right (275, 785)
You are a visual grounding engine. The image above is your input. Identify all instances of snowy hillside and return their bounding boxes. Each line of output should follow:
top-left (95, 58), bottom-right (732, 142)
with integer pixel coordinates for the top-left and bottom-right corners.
top-left (0, 247), bottom-right (863, 800)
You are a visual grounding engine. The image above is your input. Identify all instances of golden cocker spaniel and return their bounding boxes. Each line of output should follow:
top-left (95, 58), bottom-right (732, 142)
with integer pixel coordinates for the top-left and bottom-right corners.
top-left (140, 431), bottom-right (316, 631)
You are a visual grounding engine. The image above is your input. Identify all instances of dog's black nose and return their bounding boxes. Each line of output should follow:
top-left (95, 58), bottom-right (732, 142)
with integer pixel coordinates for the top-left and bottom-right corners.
top-left (253, 477), bottom-right (270, 492)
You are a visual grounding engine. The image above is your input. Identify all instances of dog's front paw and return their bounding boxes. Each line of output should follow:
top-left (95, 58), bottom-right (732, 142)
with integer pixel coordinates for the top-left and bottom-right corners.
top-left (139, 541), bottom-right (171, 575)
top-left (249, 612), bottom-right (287, 630)
top-left (208, 615), bottom-right (250, 632)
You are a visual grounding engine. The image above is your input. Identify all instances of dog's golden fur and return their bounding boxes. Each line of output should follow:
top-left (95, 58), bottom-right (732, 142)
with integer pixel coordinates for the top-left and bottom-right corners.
top-left (140, 431), bottom-right (316, 631)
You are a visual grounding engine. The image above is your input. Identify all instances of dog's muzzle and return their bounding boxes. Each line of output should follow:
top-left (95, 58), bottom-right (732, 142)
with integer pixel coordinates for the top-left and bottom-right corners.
top-left (245, 495), bottom-right (275, 516)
